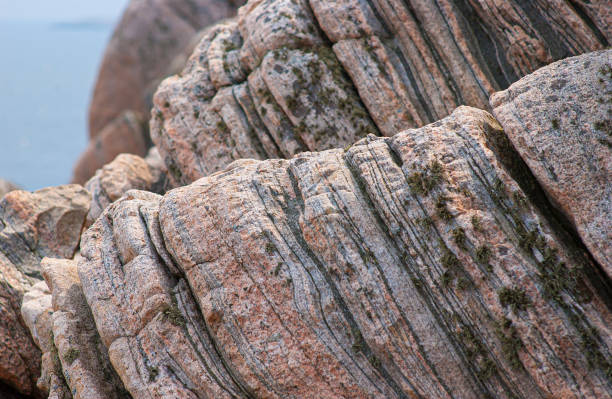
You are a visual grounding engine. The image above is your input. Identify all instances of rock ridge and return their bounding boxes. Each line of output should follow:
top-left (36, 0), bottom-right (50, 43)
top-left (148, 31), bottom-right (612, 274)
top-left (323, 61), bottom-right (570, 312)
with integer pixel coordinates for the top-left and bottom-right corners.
top-left (151, 0), bottom-right (610, 186)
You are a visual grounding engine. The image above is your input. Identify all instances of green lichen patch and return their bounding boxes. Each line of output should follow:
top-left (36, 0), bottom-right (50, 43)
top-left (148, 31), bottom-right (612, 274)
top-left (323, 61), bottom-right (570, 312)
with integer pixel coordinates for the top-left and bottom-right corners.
top-left (579, 325), bottom-right (612, 377)
top-left (476, 245), bottom-right (492, 265)
top-left (216, 120), bottom-right (229, 134)
top-left (594, 119), bottom-right (611, 136)
top-left (452, 228), bottom-right (467, 250)
top-left (495, 317), bottom-right (523, 369)
top-left (147, 365), bottom-right (159, 382)
top-left (435, 195), bottom-right (453, 221)
top-left (498, 287), bottom-right (531, 313)
top-left (163, 304), bottom-right (186, 327)
top-left (63, 348), bottom-right (80, 366)
top-left (471, 215), bottom-right (484, 233)
top-left (454, 316), bottom-right (497, 382)
top-left (265, 242), bottom-right (276, 255)
top-left (407, 160), bottom-right (445, 196)
top-left (351, 330), bottom-right (365, 354)
top-left (551, 119), bottom-right (560, 129)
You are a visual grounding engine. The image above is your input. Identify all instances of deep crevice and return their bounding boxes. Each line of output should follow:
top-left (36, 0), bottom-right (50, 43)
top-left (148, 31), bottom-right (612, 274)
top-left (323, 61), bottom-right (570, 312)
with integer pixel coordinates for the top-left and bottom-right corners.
top-left (482, 118), bottom-right (612, 312)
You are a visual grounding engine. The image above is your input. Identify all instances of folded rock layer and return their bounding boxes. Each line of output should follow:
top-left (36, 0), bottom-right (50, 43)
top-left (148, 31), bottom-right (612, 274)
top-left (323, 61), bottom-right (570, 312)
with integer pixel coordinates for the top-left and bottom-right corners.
top-left (80, 103), bottom-right (612, 398)
top-left (74, 0), bottom-right (246, 184)
top-left (89, 0), bottom-right (247, 139)
top-left (152, 0), bottom-right (610, 185)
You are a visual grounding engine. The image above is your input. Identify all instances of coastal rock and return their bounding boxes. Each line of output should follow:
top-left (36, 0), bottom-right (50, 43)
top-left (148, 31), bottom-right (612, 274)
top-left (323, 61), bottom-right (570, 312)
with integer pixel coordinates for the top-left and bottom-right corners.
top-left (81, 107), bottom-right (612, 398)
top-left (72, 111), bottom-right (147, 185)
top-left (492, 50), bottom-right (612, 276)
top-left (41, 258), bottom-right (129, 399)
top-left (0, 179), bottom-right (19, 199)
top-left (20, 281), bottom-right (70, 398)
top-left (88, 0), bottom-right (246, 138)
top-left (0, 185), bottom-right (90, 396)
top-left (151, 0), bottom-right (610, 185)
top-left (85, 149), bottom-right (171, 227)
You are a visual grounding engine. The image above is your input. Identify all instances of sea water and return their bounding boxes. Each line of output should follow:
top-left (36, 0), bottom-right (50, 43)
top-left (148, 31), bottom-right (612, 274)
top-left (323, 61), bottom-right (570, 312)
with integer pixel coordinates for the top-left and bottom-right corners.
top-left (0, 20), bottom-right (113, 190)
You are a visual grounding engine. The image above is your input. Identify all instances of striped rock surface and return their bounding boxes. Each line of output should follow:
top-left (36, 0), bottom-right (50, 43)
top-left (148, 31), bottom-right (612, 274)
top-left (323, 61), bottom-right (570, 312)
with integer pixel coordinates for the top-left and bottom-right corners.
top-left (151, 0), bottom-right (610, 185)
top-left (74, 0), bottom-right (247, 184)
top-left (80, 103), bottom-right (612, 398)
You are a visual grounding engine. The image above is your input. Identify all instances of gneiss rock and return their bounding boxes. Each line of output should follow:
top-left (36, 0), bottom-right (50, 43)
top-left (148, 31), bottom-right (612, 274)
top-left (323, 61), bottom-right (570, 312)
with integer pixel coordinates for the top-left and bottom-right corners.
top-left (84, 148), bottom-right (171, 227)
top-left (41, 258), bottom-right (129, 399)
top-left (151, 0), bottom-right (610, 185)
top-left (0, 186), bottom-right (90, 396)
top-left (492, 49), bottom-right (612, 277)
top-left (21, 281), bottom-right (71, 399)
top-left (81, 107), bottom-right (612, 398)
top-left (89, 0), bottom-right (246, 139)
top-left (73, 0), bottom-right (246, 184)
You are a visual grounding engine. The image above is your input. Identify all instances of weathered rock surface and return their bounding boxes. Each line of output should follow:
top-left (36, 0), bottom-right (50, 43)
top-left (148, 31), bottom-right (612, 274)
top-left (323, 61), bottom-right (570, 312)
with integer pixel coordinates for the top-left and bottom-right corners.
top-left (0, 179), bottom-right (19, 199)
top-left (21, 281), bottom-right (70, 399)
top-left (41, 258), bottom-right (129, 399)
top-left (3, 1), bottom-right (611, 398)
top-left (88, 0), bottom-right (246, 138)
top-left (81, 106), bottom-right (612, 398)
top-left (72, 111), bottom-right (148, 185)
top-left (85, 148), bottom-right (171, 227)
top-left (0, 186), bottom-right (90, 396)
top-left (492, 50), bottom-right (611, 278)
top-left (152, 0), bottom-right (610, 185)
top-left (74, 0), bottom-right (246, 184)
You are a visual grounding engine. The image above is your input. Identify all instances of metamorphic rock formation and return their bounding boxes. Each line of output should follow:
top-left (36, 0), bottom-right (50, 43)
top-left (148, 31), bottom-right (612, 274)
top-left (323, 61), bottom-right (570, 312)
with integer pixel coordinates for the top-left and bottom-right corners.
top-left (0, 0), bottom-right (610, 398)
top-left (72, 0), bottom-right (247, 184)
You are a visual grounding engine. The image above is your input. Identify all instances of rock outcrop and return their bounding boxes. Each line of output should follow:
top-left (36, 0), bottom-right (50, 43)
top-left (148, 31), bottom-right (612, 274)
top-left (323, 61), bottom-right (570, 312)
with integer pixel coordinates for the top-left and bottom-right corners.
top-left (80, 103), bottom-right (612, 398)
top-left (4, 0), bottom-right (611, 398)
top-left (0, 186), bottom-right (90, 396)
top-left (41, 258), bottom-right (129, 399)
top-left (84, 148), bottom-right (171, 227)
top-left (151, 0), bottom-right (610, 185)
top-left (15, 150), bottom-right (170, 398)
top-left (89, 0), bottom-right (246, 138)
top-left (492, 50), bottom-right (612, 279)
top-left (73, 0), bottom-right (247, 184)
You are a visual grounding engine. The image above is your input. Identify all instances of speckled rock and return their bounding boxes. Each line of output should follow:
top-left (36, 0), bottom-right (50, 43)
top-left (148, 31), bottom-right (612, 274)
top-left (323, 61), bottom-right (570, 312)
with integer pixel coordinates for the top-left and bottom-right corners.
top-left (72, 111), bottom-right (147, 185)
top-left (0, 185), bottom-right (90, 396)
top-left (21, 281), bottom-right (70, 398)
top-left (151, 0), bottom-right (610, 185)
top-left (84, 148), bottom-right (171, 227)
top-left (89, 0), bottom-right (246, 138)
top-left (492, 50), bottom-right (612, 277)
top-left (80, 107), bottom-right (612, 398)
top-left (41, 258), bottom-right (129, 399)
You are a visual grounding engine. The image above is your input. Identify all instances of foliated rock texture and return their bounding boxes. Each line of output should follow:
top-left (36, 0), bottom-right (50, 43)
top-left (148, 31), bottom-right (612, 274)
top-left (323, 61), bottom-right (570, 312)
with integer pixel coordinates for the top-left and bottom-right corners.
top-left (0, 186), bottom-right (90, 396)
top-left (88, 0), bottom-right (246, 138)
top-left (492, 49), bottom-right (612, 278)
top-left (72, 111), bottom-right (148, 185)
top-left (41, 258), bottom-right (129, 399)
top-left (81, 107), bottom-right (612, 398)
top-left (21, 281), bottom-right (71, 399)
top-left (84, 149), bottom-right (172, 227)
top-left (152, 0), bottom-right (610, 185)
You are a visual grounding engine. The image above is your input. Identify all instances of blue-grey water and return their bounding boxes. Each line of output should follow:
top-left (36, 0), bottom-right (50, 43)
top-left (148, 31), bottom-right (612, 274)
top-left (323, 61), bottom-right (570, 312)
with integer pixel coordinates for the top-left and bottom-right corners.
top-left (0, 20), bottom-right (114, 191)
